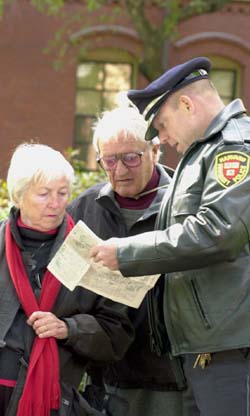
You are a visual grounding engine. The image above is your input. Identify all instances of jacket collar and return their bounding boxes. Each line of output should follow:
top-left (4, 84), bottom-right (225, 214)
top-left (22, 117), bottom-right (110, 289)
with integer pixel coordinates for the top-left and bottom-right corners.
top-left (8, 206), bottom-right (67, 262)
top-left (96, 164), bottom-right (172, 217)
top-left (202, 99), bottom-right (246, 142)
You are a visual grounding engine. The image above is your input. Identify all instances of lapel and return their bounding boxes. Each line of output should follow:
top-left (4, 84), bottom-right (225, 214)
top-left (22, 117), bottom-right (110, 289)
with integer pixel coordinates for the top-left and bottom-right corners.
top-left (0, 221), bottom-right (20, 344)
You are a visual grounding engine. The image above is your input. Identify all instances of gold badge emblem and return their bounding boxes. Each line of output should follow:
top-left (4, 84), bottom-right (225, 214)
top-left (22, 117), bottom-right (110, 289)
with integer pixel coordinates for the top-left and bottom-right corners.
top-left (215, 151), bottom-right (250, 188)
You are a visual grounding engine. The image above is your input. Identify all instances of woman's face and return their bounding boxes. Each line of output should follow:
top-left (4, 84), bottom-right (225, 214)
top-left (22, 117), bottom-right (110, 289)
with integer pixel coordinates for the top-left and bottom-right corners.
top-left (19, 177), bottom-right (70, 232)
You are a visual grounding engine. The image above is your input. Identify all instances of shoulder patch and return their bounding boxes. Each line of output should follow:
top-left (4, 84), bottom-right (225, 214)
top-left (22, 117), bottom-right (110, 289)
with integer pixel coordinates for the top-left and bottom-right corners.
top-left (215, 151), bottom-right (250, 188)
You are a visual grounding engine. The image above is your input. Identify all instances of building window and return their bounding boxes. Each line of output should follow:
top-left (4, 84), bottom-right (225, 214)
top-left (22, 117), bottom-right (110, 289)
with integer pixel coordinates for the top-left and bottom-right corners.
top-left (210, 69), bottom-right (237, 104)
top-left (208, 55), bottom-right (242, 105)
top-left (74, 61), bottom-right (133, 169)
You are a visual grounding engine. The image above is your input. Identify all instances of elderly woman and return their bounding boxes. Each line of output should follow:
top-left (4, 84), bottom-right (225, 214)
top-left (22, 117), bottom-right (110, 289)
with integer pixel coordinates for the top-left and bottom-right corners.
top-left (0, 143), bottom-right (133, 416)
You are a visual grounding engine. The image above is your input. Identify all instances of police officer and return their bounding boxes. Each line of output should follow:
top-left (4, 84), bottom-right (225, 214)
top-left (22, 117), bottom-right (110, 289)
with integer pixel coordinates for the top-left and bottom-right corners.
top-left (90, 57), bottom-right (250, 416)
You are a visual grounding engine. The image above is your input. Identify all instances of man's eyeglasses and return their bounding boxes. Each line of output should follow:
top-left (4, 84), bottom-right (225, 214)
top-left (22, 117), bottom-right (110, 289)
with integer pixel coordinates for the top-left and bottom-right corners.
top-left (97, 152), bottom-right (144, 171)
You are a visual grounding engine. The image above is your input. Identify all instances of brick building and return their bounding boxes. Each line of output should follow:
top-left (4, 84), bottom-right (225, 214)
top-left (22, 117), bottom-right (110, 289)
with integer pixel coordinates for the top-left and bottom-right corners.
top-left (0, 0), bottom-right (250, 177)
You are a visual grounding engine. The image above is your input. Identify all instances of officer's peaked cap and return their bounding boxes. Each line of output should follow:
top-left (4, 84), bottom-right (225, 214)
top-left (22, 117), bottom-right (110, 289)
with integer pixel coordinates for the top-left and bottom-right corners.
top-left (127, 57), bottom-right (211, 140)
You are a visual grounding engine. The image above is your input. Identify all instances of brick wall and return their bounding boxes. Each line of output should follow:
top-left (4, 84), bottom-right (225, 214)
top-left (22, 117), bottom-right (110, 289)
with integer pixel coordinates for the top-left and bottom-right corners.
top-left (0, 1), bottom-right (250, 176)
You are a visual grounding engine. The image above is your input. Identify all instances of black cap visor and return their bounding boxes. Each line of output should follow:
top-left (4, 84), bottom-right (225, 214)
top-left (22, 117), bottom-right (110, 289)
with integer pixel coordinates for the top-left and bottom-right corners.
top-left (145, 113), bottom-right (159, 141)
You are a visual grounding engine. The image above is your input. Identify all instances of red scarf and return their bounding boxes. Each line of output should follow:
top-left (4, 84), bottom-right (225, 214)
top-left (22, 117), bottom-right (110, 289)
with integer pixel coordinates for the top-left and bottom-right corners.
top-left (5, 214), bottom-right (75, 416)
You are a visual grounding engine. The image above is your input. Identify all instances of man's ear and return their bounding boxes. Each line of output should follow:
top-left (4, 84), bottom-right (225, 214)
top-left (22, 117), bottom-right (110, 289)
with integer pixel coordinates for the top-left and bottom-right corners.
top-left (152, 144), bottom-right (160, 162)
top-left (179, 95), bottom-right (194, 113)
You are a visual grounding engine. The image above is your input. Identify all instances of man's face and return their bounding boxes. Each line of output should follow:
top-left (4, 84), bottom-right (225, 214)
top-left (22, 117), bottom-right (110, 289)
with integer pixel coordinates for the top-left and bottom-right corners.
top-left (98, 133), bottom-right (158, 198)
top-left (153, 95), bottom-right (194, 154)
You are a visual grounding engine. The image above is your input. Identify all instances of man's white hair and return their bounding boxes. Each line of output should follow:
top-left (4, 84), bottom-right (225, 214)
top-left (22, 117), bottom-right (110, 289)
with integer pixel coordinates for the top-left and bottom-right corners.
top-left (92, 106), bottom-right (152, 152)
top-left (7, 142), bottom-right (75, 207)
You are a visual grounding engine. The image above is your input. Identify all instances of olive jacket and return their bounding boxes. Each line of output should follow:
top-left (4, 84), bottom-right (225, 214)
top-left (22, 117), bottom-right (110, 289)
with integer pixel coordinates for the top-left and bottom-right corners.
top-left (116, 99), bottom-right (250, 356)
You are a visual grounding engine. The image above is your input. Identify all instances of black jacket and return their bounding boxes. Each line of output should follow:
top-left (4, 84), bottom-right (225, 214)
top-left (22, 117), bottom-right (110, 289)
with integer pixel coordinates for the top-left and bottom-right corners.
top-left (0, 209), bottom-right (134, 415)
top-left (67, 164), bottom-right (180, 391)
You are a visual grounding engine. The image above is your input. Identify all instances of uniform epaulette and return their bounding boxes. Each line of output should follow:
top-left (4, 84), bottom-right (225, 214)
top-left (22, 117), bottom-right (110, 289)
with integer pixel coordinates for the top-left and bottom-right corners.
top-left (222, 117), bottom-right (250, 144)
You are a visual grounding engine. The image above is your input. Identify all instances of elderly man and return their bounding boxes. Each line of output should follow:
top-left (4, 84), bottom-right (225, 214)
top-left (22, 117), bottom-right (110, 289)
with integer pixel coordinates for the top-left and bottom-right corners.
top-left (67, 106), bottom-right (184, 416)
top-left (90, 57), bottom-right (250, 416)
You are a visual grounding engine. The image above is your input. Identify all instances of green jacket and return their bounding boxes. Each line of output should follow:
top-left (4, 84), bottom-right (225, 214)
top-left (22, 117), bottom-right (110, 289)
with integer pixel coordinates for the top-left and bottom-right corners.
top-left (117, 99), bottom-right (250, 356)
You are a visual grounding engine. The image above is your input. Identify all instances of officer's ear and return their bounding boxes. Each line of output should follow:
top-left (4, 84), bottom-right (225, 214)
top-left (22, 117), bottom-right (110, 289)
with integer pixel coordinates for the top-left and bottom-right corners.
top-left (179, 94), bottom-right (194, 114)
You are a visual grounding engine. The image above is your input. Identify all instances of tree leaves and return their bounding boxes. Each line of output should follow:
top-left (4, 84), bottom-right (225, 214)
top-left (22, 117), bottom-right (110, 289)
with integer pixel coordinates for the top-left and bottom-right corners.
top-left (0, 0), bottom-right (234, 79)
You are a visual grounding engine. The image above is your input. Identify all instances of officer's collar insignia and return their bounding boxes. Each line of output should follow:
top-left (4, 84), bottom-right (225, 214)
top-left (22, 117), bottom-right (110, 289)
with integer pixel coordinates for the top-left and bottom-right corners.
top-left (215, 151), bottom-right (250, 188)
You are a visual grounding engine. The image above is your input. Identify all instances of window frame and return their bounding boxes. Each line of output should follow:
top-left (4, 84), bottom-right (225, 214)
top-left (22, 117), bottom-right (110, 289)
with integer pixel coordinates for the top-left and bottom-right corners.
top-left (74, 50), bottom-right (137, 169)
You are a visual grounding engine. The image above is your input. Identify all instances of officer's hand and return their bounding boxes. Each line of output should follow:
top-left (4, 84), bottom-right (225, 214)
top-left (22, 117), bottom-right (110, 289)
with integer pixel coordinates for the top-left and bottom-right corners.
top-left (90, 239), bottom-right (119, 271)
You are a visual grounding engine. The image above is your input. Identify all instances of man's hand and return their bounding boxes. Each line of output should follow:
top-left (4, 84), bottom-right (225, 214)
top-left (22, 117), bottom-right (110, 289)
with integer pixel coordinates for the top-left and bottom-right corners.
top-left (90, 239), bottom-right (119, 270)
top-left (27, 311), bottom-right (68, 339)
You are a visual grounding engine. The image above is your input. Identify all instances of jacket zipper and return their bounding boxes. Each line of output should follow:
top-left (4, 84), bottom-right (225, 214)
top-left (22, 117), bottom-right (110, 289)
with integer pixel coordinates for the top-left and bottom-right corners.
top-left (147, 290), bottom-right (163, 356)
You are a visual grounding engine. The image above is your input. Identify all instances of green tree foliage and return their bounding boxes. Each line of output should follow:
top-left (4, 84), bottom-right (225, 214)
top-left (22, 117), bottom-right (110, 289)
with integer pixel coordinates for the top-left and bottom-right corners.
top-left (63, 147), bottom-right (106, 201)
top-left (0, 147), bottom-right (107, 220)
top-left (1, 0), bottom-right (234, 80)
top-left (0, 179), bottom-right (10, 220)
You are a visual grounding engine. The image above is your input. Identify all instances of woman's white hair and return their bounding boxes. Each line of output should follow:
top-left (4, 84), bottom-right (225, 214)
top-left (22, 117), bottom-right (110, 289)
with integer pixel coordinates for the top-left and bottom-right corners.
top-left (7, 143), bottom-right (75, 207)
top-left (92, 106), bottom-right (156, 152)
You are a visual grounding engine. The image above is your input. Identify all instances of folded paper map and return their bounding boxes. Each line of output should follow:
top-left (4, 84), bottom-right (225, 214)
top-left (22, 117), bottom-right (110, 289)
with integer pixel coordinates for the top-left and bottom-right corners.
top-left (48, 220), bottom-right (160, 308)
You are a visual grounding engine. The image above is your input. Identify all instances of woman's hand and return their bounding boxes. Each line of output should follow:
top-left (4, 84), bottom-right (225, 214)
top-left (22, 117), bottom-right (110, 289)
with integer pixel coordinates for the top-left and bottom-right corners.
top-left (27, 311), bottom-right (68, 339)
